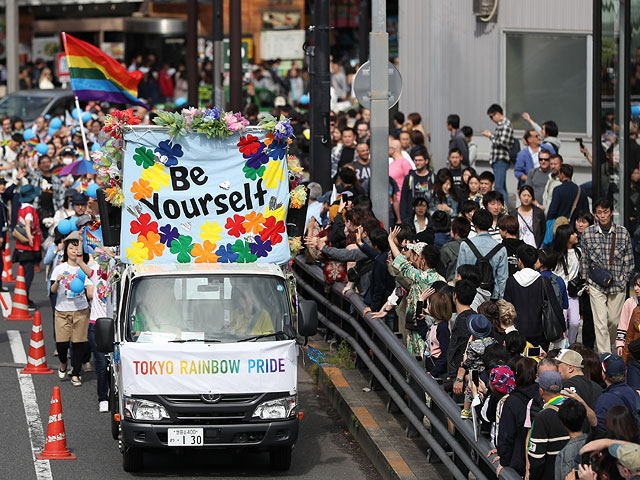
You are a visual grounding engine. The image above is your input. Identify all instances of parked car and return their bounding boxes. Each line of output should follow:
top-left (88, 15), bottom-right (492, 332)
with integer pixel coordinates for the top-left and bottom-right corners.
top-left (0, 89), bottom-right (75, 127)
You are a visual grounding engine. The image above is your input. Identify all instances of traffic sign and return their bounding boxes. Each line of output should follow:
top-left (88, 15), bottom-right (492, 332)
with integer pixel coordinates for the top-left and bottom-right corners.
top-left (57, 53), bottom-right (69, 83)
top-left (352, 60), bottom-right (402, 109)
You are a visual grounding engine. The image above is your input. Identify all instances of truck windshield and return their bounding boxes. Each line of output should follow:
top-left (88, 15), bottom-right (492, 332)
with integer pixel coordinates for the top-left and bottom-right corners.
top-left (127, 274), bottom-right (292, 343)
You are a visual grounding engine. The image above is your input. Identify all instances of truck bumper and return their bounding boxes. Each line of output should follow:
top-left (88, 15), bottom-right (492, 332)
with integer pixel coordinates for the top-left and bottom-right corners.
top-left (121, 418), bottom-right (298, 449)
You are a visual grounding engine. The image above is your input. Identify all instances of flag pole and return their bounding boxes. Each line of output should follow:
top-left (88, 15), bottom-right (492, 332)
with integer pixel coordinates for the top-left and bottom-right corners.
top-left (61, 32), bottom-right (90, 160)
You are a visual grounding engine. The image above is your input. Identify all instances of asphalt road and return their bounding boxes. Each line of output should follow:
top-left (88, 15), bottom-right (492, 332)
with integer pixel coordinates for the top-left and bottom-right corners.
top-left (0, 267), bottom-right (381, 480)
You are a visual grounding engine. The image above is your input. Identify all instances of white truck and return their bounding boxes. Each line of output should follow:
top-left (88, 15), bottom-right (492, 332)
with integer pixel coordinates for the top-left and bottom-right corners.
top-left (93, 116), bottom-right (316, 472)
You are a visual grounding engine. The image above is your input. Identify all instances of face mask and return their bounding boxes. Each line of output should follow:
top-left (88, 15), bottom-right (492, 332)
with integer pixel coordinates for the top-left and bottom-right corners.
top-left (62, 156), bottom-right (73, 165)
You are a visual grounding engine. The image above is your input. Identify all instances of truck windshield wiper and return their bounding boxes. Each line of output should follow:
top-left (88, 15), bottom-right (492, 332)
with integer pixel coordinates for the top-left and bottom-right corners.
top-left (237, 331), bottom-right (287, 342)
top-left (169, 338), bottom-right (221, 343)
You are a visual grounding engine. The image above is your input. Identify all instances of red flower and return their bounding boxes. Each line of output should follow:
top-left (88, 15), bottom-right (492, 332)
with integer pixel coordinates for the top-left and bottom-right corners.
top-left (237, 134), bottom-right (261, 157)
top-left (225, 214), bottom-right (246, 238)
top-left (259, 216), bottom-right (285, 245)
top-left (130, 213), bottom-right (158, 237)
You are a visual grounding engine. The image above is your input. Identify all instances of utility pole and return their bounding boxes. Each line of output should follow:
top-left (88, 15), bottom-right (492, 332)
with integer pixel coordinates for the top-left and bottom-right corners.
top-left (229, 0), bottom-right (242, 112)
top-left (307, 0), bottom-right (332, 192)
top-left (369, 0), bottom-right (389, 227)
top-left (212, 0), bottom-right (224, 108)
top-left (186, 0), bottom-right (199, 106)
top-left (359, 0), bottom-right (370, 65)
top-left (6, 0), bottom-right (19, 93)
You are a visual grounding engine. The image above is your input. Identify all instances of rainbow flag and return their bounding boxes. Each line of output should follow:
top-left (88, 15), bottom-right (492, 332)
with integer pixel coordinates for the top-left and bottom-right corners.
top-left (61, 32), bottom-right (148, 108)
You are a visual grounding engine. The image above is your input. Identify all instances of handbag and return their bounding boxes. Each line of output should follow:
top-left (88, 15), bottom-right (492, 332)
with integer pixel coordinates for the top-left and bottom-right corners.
top-left (541, 277), bottom-right (564, 342)
top-left (12, 224), bottom-right (28, 244)
top-left (567, 277), bottom-right (585, 297)
top-left (588, 231), bottom-right (616, 289)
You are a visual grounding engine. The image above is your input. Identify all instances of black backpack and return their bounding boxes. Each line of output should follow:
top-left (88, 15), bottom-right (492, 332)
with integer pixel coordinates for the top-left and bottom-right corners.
top-left (464, 239), bottom-right (504, 294)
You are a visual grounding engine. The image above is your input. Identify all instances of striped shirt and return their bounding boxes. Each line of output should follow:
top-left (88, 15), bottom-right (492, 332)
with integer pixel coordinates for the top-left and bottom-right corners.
top-left (528, 395), bottom-right (570, 480)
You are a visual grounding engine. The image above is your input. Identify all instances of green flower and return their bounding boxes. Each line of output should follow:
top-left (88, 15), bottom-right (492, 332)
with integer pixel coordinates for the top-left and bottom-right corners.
top-left (133, 146), bottom-right (155, 169)
top-left (242, 164), bottom-right (266, 181)
top-left (231, 239), bottom-right (257, 263)
top-left (169, 234), bottom-right (194, 263)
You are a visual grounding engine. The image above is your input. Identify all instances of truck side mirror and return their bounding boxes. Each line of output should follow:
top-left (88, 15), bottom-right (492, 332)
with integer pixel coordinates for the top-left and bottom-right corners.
top-left (298, 300), bottom-right (318, 337)
top-left (95, 317), bottom-right (115, 353)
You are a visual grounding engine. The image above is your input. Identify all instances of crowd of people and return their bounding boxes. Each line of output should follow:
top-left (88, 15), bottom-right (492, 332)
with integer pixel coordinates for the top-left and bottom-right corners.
top-left (303, 103), bottom-right (640, 480)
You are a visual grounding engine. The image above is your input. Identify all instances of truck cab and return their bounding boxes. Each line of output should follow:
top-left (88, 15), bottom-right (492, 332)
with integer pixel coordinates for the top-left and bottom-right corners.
top-left (96, 262), bottom-right (317, 472)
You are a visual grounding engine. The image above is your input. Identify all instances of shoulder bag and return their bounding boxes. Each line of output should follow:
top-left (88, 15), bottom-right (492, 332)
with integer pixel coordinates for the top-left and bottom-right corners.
top-left (589, 230), bottom-right (616, 289)
top-left (541, 277), bottom-right (565, 342)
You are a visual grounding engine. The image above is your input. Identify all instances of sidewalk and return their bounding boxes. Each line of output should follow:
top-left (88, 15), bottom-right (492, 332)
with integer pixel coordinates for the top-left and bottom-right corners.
top-left (303, 335), bottom-right (447, 480)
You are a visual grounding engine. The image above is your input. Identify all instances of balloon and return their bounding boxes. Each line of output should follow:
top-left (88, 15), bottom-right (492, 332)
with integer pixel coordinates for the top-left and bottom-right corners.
top-left (91, 142), bottom-right (101, 152)
top-left (175, 97), bottom-right (187, 107)
top-left (72, 109), bottom-right (79, 120)
top-left (50, 118), bottom-right (62, 130)
top-left (70, 277), bottom-right (85, 294)
top-left (299, 94), bottom-right (309, 105)
top-left (57, 219), bottom-right (72, 235)
top-left (48, 128), bottom-right (56, 136)
top-left (23, 130), bottom-right (34, 141)
top-left (82, 112), bottom-right (92, 123)
top-left (36, 143), bottom-right (48, 155)
top-left (86, 183), bottom-right (99, 199)
top-left (44, 114), bottom-right (51, 120)
top-left (77, 268), bottom-right (86, 281)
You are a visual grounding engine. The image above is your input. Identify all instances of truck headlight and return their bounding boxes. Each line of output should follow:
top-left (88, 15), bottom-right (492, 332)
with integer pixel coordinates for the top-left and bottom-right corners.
top-left (123, 396), bottom-right (170, 422)
top-left (252, 395), bottom-right (297, 420)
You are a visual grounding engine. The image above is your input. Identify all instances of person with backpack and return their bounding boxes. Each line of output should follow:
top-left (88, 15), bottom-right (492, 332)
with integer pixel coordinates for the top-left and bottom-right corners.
top-left (593, 353), bottom-right (640, 431)
top-left (537, 248), bottom-right (569, 312)
top-left (456, 209), bottom-right (508, 300)
top-left (504, 245), bottom-right (564, 349)
top-left (497, 215), bottom-right (525, 277)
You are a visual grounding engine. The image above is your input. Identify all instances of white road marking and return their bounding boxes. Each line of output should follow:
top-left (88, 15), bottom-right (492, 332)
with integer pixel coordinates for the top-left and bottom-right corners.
top-left (8, 330), bottom-right (53, 480)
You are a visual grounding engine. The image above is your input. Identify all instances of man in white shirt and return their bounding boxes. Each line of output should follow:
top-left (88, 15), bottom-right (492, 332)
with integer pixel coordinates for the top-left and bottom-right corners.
top-left (0, 134), bottom-right (21, 181)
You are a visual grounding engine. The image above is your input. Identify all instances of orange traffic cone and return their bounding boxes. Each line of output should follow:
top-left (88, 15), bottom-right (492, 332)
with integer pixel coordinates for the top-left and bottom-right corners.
top-left (36, 386), bottom-right (76, 460)
top-left (2, 244), bottom-right (14, 283)
top-left (20, 312), bottom-right (53, 374)
top-left (6, 265), bottom-right (33, 321)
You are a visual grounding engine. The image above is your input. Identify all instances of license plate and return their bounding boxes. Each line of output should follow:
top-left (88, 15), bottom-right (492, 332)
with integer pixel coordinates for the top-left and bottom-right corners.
top-left (167, 428), bottom-right (204, 446)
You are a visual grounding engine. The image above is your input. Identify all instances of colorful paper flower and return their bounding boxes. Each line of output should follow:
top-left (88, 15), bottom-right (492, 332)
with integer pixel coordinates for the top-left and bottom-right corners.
top-left (130, 213), bottom-right (158, 237)
top-left (137, 231), bottom-right (165, 260)
top-left (289, 236), bottom-right (303, 256)
top-left (141, 163), bottom-right (170, 191)
top-left (267, 140), bottom-right (287, 161)
top-left (126, 241), bottom-right (149, 264)
top-left (242, 211), bottom-right (265, 234)
top-left (273, 117), bottom-right (293, 141)
top-left (244, 144), bottom-right (269, 170)
top-left (131, 178), bottom-right (153, 200)
top-left (181, 107), bottom-right (198, 125)
top-left (262, 159), bottom-right (284, 189)
top-left (225, 214), bottom-right (246, 238)
top-left (133, 146), bottom-right (155, 169)
top-left (237, 134), bottom-right (261, 157)
top-left (154, 140), bottom-right (183, 167)
top-left (242, 164), bottom-right (266, 181)
top-left (290, 184), bottom-right (308, 209)
top-left (215, 243), bottom-right (239, 263)
top-left (198, 220), bottom-right (222, 244)
top-left (231, 239), bottom-right (257, 263)
top-left (169, 234), bottom-right (194, 263)
top-left (264, 204), bottom-right (286, 223)
top-left (224, 111), bottom-right (249, 132)
top-left (250, 235), bottom-right (272, 258)
top-left (203, 107), bottom-right (221, 121)
top-left (260, 216), bottom-right (285, 245)
top-left (159, 224), bottom-right (180, 247)
top-left (191, 240), bottom-right (220, 263)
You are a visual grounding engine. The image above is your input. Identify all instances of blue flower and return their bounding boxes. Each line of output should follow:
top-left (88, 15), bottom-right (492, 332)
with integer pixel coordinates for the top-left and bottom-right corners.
top-left (154, 140), bottom-right (183, 167)
top-left (249, 235), bottom-right (272, 258)
top-left (268, 140), bottom-right (287, 161)
top-left (245, 143), bottom-right (270, 169)
top-left (203, 107), bottom-right (221, 121)
top-left (215, 243), bottom-right (239, 263)
top-left (159, 224), bottom-right (180, 247)
top-left (273, 118), bottom-right (293, 141)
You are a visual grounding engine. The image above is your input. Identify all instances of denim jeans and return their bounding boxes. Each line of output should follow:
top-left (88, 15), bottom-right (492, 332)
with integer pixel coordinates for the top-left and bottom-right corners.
top-left (492, 159), bottom-right (509, 205)
top-left (88, 323), bottom-right (109, 402)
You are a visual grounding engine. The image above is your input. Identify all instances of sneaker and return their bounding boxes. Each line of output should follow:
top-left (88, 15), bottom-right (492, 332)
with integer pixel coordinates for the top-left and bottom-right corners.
top-left (460, 409), bottom-right (472, 419)
top-left (0, 286), bottom-right (8, 292)
top-left (57, 366), bottom-right (67, 379)
top-left (99, 401), bottom-right (109, 413)
top-left (71, 377), bottom-right (82, 387)
top-left (27, 300), bottom-right (37, 311)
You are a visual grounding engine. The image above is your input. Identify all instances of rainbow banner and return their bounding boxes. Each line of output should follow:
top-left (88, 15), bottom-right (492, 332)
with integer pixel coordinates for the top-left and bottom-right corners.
top-left (61, 32), bottom-right (148, 108)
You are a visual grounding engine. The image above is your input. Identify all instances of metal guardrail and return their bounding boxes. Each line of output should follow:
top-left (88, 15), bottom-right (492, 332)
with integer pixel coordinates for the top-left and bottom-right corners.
top-left (293, 256), bottom-right (522, 480)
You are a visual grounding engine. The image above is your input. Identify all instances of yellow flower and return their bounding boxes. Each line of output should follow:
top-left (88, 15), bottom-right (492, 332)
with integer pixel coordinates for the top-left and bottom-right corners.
top-left (200, 221), bottom-right (222, 243)
top-left (141, 163), bottom-right (170, 191)
top-left (126, 241), bottom-right (149, 264)
top-left (261, 159), bottom-right (284, 189)
top-left (264, 204), bottom-right (286, 222)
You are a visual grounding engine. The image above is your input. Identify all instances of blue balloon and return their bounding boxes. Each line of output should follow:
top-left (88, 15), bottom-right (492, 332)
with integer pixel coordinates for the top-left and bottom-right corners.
top-left (70, 218), bottom-right (78, 231)
top-left (299, 94), bottom-right (309, 105)
top-left (86, 183), bottom-right (99, 199)
top-left (48, 128), bottom-right (56, 136)
top-left (175, 97), bottom-right (187, 107)
top-left (72, 109), bottom-right (79, 120)
top-left (91, 142), bottom-right (101, 152)
top-left (82, 112), bottom-right (92, 123)
top-left (57, 219), bottom-right (72, 235)
top-left (23, 130), bottom-right (34, 141)
top-left (50, 118), bottom-right (62, 130)
top-left (44, 114), bottom-right (51, 120)
top-left (77, 268), bottom-right (87, 281)
top-left (36, 143), bottom-right (48, 155)
top-left (70, 277), bottom-right (85, 294)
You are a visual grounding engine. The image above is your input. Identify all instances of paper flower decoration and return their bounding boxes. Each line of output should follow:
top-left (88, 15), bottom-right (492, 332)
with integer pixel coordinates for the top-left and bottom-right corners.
top-left (225, 214), bottom-right (246, 238)
top-left (154, 139), bottom-right (183, 167)
top-left (215, 243), bottom-right (239, 263)
top-left (141, 163), bottom-right (170, 191)
top-left (133, 146), bottom-right (155, 169)
top-left (242, 211), bottom-right (265, 234)
top-left (191, 240), bottom-right (220, 263)
top-left (126, 241), bottom-right (149, 264)
top-left (130, 213), bottom-right (158, 237)
top-left (137, 231), bottom-right (165, 260)
top-left (169, 235), bottom-right (194, 263)
top-left (159, 224), bottom-right (180, 247)
top-left (131, 178), bottom-right (153, 200)
top-left (200, 221), bottom-right (222, 244)
top-left (262, 159), bottom-right (284, 189)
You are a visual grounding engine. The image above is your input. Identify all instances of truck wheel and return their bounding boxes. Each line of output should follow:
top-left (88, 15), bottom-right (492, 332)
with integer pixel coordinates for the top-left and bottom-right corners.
top-left (122, 447), bottom-right (144, 472)
top-left (269, 445), bottom-right (292, 471)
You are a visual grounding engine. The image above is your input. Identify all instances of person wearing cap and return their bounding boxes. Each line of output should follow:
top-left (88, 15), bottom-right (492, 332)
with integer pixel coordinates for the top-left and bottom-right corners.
top-left (59, 146), bottom-right (77, 166)
top-left (555, 349), bottom-right (602, 427)
top-left (14, 184), bottom-right (42, 308)
top-left (555, 398), bottom-right (588, 480)
top-left (70, 192), bottom-right (88, 218)
top-left (594, 353), bottom-right (639, 431)
top-left (610, 443), bottom-right (640, 480)
top-left (527, 370), bottom-right (569, 480)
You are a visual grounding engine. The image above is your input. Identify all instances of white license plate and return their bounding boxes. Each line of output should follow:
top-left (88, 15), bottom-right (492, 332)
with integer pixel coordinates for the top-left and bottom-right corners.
top-left (167, 428), bottom-right (204, 446)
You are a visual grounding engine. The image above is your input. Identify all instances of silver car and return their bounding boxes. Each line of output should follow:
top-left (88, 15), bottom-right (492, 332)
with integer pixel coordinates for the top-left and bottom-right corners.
top-left (0, 88), bottom-right (76, 127)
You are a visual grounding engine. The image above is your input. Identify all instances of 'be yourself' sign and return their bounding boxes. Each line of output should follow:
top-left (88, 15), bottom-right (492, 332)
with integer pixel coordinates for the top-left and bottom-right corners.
top-left (121, 129), bottom-right (290, 265)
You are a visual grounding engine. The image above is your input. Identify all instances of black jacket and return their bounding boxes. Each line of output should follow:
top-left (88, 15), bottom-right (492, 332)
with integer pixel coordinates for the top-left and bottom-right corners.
top-left (446, 309), bottom-right (474, 378)
top-left (399, 170), bottom-right (434, 223)
top-left (501, 238), bottom-right (526, 277)
top-left (359, 243), bottom-right (395, 312)
top-left (509, 206), bottom-right (546, 248)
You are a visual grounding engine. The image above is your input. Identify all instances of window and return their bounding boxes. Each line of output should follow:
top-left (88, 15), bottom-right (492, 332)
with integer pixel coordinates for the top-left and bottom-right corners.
top-left (505, 32), bottom-right (589, 134)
